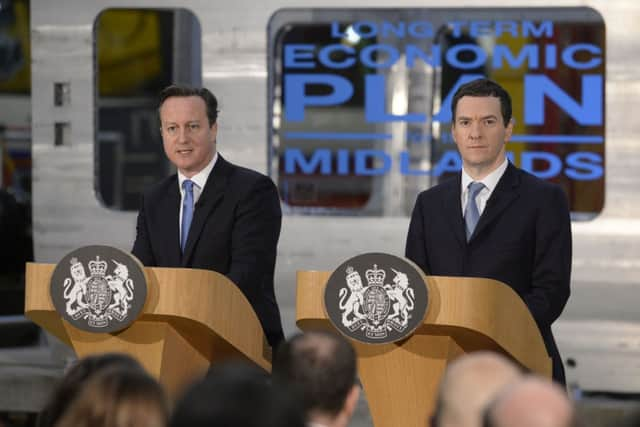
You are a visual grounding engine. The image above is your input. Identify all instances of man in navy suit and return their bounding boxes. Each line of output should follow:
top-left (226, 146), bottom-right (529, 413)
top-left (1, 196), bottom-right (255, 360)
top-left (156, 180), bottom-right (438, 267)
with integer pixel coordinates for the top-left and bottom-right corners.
top-left (405, 79), bottom-right (571, 384)
top-left (132, 85), bottom-right (284, 347)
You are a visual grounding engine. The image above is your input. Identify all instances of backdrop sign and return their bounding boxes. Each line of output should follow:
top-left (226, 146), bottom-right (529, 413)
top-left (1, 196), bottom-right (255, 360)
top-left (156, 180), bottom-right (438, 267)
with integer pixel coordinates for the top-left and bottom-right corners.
top-left (270, 8), bottom-right (605, 214)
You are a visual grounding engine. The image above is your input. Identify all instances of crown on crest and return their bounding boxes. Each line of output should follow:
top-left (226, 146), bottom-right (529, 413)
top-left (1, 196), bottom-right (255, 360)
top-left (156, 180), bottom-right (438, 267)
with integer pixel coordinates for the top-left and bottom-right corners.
top-left (88, 256), bottom-right (108, 276)
top-left (365, 264), bottom-right (385, 286)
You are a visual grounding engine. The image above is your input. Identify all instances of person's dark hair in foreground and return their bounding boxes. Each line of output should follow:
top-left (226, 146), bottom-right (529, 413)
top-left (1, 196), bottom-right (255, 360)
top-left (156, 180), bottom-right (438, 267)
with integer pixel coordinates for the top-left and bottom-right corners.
top-left (170, 361), bottom-right (305, 427)
top-left (54, 365), bottom-right (168, 427)
top-left (619, 408), bottom-right (640, 427)
top-left (272, 330), bottom-right (359, 427)
top-left (38, 353), bottom-right (144, 427)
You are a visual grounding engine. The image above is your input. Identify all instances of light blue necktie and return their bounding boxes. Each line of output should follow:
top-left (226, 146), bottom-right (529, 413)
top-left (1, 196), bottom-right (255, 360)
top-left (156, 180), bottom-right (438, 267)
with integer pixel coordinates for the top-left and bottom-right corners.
top-left (464, 182), bottom-right (485, 241)
top-left (181, 179), bottom-right (194, 252)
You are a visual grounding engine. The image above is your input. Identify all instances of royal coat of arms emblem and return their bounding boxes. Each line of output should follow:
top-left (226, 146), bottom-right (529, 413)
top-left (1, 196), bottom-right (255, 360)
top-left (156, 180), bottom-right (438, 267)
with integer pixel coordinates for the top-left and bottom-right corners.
top-left (51, 246), bottom-right (147, 333)
top-left (63, 256), bottom-right (134, 327)
top-left (325, 253), bottom-right (428, 344)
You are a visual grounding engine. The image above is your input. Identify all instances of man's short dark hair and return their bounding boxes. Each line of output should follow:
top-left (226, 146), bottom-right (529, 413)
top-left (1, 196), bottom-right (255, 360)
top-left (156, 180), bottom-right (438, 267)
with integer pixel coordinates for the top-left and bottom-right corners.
top-left (451, 78), bottom-right (512, 126)
top-left (272, 330), bottom-right (357, 417)
top-left (170, 362), bottom-right (305, 427)
top-left (158, 84), bottom-right (219, 126)
top-left (618, 407), bottom-right (640, 427)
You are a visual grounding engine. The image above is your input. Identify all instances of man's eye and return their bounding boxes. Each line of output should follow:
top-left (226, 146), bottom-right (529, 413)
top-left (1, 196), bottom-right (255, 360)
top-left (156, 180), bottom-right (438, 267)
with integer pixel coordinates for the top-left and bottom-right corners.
top-left (167, 126), bottom-right (176, 133)
top-left (189, 123), bottom-right (200, 130)
top-left (459, 120), bottom-right (470, 126)
top-left (484, 119), bottom-right (497, 126)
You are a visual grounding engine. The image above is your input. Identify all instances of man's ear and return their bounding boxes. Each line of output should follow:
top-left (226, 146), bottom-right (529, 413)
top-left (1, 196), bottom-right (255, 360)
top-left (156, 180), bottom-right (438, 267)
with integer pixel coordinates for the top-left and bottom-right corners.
top-left (343, 385), bottom-right (361, 419)
top-left (504, 118), bottom-right (514, 142)
top-left (210, 122), bottom-right (218, 144)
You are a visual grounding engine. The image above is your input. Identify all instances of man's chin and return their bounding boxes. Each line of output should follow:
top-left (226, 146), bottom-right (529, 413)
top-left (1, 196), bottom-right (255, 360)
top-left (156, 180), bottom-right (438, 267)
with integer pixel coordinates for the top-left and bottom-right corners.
top-left (464, 159), bottom-right (489, 168)
top-left (177, 164), bottom-right (196, 176)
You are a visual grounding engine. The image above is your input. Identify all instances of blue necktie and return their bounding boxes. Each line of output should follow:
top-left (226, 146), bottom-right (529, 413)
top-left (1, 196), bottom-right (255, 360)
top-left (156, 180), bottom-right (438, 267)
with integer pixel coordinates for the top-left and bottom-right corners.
top-left (464, 181), bottom-right (485, 241)
top-left (181, 179), bottom-right (194, 252)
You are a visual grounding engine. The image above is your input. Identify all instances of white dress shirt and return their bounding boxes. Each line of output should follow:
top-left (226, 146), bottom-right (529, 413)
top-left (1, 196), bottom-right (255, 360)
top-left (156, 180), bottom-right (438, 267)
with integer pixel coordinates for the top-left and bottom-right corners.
top-left (177, 152), bottom-right (218, 243)
top-left (460, 158), bottom-right (508, 216)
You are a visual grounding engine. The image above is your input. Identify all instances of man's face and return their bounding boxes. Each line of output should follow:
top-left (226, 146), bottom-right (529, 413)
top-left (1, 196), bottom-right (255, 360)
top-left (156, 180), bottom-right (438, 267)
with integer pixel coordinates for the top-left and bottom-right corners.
top-left (452, 96), bottom-right (513, 176)
top-left (160, 96), bottom-right (217, 178)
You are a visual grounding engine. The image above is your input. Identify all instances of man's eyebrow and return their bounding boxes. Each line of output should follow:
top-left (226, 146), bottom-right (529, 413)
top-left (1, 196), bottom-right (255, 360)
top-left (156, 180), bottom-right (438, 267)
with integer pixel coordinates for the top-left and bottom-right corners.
top-left (456, 114), bottom-right (498, 120)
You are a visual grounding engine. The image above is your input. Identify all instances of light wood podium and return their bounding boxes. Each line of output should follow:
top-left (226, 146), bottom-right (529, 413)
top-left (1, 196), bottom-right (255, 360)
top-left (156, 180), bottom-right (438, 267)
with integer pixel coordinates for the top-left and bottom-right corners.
top-left (24, 263), bottom-right (271, 399)
top-left (297, 272), bottom-right (551, 427)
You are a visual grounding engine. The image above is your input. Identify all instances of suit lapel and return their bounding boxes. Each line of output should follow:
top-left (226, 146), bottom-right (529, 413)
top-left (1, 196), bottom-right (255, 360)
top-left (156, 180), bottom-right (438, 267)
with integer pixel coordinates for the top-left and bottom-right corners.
top-left (181, 155), bottom-right (230, 266)
top-left (159, 177), bottom-right (182, 266)
top-left (470, 162), bottom-right (521, 241)
top-left (442, 174), bottom-right (467, 248)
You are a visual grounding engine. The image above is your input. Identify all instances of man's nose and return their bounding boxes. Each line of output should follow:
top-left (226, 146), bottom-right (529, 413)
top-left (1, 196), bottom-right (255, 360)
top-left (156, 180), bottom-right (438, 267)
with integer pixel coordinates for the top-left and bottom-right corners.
top-left (469, 121), bottom-right (482, 138)
top-left (178, 127), bottom-right (190, 142)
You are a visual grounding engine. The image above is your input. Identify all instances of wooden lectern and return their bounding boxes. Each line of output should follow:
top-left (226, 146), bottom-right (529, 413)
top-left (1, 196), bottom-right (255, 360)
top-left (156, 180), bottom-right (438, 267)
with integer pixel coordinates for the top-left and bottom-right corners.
top-left (297, 272), bottom-right (551, 427)
top-left (25, 263), bottom-right (271, 399)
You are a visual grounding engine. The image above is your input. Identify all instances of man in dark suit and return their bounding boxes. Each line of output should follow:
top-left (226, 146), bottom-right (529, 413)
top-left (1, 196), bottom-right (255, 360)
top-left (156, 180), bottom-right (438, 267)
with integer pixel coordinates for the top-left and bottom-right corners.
top-left (405, 79), bottom-right (571, 384)
top-left (132, 85), bottom-right (284, 347)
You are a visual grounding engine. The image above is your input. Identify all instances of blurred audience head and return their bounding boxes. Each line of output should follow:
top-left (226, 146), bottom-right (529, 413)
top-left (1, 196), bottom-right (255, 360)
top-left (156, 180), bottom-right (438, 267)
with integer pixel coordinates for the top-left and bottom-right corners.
top-left (272, 330), bottom-right (359, 427)
top-left (54, 365), bottom-right (168, 427)
top-left (432, 351), bottom-right (522, 427)
top-left (170, 361), bottom-right (305, 427)
top-left (38, 353), bottom-right (144, 427)
top-left (619, 408), bottom-right (640, 427)
top-left (484, 376), bottom-right (575, 427)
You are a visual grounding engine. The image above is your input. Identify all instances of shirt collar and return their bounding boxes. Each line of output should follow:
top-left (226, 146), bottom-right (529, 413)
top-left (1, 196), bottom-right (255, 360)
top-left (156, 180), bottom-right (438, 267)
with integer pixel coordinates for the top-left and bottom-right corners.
top-left (178, 152), bottom-right (218, 191)
top-left (461, 157), bottom-right (508, 193)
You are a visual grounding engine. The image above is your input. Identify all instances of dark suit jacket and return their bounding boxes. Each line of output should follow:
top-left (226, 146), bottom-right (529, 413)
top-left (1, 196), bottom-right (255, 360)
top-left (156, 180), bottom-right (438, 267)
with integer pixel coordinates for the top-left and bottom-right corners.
top-left (132, 155), bottom-right (284, 347)
top-left (406, 162), bottom-right (571, 383)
